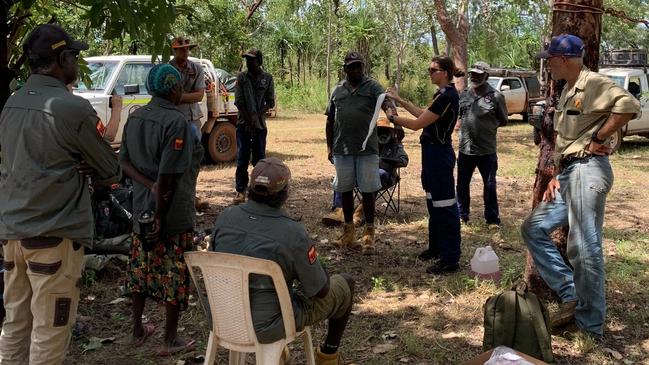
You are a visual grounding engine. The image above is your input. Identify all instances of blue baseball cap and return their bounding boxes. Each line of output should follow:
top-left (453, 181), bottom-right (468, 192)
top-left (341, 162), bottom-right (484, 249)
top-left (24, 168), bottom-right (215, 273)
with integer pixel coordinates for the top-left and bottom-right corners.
top-left (537, 34), bottom-right (585, 59)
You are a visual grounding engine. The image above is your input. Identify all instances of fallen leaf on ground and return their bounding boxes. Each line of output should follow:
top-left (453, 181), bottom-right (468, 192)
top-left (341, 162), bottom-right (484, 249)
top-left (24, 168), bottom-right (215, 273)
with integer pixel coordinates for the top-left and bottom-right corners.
top-left (108, 298), bottom-right (127, 305)
top-left (372, 343), bottom-right (397, 354)
top-left (441, 331), bottom-right (461, 339)
top-left (603, 347), bottom-right (623, 360)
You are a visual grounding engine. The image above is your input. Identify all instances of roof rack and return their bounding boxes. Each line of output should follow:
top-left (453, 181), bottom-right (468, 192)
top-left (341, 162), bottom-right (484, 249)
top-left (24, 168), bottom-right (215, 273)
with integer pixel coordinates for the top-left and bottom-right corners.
top-left (488, 68), bottom-right (537, 77)
top-left (600, 49), bottom-right (647, 67)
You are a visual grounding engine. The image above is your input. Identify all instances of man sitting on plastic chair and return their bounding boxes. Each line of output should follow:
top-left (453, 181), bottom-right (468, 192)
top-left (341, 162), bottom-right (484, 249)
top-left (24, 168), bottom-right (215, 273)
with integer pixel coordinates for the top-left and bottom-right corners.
top-left (211, 157), bottom-right (355, 365)
top-left (323, 118), bottom-right (409, 226)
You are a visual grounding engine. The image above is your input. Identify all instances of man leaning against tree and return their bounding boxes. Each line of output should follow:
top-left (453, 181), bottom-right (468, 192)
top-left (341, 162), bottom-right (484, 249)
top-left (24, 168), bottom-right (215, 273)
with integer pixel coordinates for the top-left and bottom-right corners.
top-left (522, 34), bottom-right (641, 341)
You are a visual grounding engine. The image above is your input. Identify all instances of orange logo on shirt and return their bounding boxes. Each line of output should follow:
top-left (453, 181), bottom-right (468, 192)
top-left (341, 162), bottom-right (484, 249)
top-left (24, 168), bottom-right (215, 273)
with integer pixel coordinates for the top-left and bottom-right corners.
top-left (95, 120), bottom-right (106, 137)
top-left (307, 245), bottom-right (318, 265)
top-left (173, 138), bottom-right (184, 151)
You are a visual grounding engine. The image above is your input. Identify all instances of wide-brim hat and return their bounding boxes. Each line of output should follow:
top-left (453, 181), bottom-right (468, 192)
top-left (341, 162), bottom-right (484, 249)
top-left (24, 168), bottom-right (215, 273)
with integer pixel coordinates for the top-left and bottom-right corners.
top-left (171, 37), bottom-right (197, 49)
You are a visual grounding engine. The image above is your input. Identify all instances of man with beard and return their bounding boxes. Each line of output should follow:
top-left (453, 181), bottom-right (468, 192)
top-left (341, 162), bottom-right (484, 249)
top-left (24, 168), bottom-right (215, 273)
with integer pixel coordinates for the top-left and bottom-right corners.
top-left (457, 62), bottom-right (508, 226)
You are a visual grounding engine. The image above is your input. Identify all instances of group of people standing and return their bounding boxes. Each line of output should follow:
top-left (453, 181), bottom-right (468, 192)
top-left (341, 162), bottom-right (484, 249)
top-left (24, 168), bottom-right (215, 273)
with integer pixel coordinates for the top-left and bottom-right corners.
top-left (0, 20), bottom-right (642, 365)
top-left (323, 51), bottom-right (508, 274)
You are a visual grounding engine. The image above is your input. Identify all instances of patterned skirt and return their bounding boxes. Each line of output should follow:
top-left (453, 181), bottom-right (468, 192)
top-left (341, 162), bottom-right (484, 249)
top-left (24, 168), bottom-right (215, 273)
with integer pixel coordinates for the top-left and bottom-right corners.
top-left (128, 231), bottom-right (192, 310)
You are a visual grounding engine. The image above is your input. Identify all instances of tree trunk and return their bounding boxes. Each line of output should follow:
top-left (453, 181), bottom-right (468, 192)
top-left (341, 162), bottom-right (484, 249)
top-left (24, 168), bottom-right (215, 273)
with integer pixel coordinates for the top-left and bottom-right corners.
top-left (433, 0), bottom-right (469, 91)
top-left (524, 0), bottom-right (603, 300)
top-left (326, 0), bottom-right (332, 99)
top-left (395, 47), bottom-right (403, 92)
top-left (426, 11), bottom-right (440, 56)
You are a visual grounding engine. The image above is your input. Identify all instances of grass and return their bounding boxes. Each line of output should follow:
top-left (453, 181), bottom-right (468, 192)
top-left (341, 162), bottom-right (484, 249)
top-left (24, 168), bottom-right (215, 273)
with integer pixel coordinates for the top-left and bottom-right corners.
top-left (61, 115), bottom-right (649, 364)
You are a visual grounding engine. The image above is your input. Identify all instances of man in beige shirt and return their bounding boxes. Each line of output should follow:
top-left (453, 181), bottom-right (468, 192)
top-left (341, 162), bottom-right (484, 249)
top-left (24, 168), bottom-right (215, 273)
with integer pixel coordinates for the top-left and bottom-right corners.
top-left (522, 34), bottom-right (640, 340)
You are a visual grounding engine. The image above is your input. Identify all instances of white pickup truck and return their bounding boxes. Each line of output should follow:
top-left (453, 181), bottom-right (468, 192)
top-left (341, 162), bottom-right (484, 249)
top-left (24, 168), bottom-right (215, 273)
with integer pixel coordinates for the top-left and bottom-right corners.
top-left (487, 69), bottom-right (544, 123)
top-left (74, 55), bottom-right (239, 162)
top-left (598, 67), bottom-right (649, 150)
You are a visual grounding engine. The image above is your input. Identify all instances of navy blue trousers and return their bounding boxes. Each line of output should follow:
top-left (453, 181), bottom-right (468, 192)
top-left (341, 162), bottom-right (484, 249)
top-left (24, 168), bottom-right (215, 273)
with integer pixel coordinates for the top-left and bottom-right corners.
top-left (235, 126), bottom-right (268, 192)
top-left (456, 152), bottom-right (500, 224)
top-left (422, 143), bottom-right (461, 265)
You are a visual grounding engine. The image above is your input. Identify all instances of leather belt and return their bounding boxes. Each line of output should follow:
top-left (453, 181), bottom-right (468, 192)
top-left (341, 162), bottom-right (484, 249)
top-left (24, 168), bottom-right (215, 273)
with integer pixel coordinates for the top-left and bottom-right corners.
top-left (560, 155), bottom-right (591, 169)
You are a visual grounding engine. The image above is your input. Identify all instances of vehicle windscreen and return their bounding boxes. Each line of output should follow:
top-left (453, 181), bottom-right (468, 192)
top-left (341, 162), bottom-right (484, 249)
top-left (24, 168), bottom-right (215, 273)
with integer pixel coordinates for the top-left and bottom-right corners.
top-left (606, 75), bottom-right (626, 88)
top-left (75, 61), bottom-right (119, 92)
top-left (487, 78), bottom-right (500, 89)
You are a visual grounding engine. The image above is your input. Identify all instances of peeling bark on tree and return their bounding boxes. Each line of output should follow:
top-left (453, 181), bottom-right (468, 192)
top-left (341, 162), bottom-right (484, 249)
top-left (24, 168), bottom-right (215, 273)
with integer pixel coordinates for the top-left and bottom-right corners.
top-left (433, 0), bottom-right (469, 91)
top-left (524, 0), bottom-right (603, 300)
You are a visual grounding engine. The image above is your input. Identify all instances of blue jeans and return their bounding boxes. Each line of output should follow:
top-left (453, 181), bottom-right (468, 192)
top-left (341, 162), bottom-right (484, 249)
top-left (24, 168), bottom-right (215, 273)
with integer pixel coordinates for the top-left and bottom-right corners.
top-left (521, 155), bottom-right (613, 335)
top-left (235, 126), bottom-right (267, 192)
top-left (456, 152), bottom-right (500, 224)
top-left (422, 143), bottom-right (461, 265)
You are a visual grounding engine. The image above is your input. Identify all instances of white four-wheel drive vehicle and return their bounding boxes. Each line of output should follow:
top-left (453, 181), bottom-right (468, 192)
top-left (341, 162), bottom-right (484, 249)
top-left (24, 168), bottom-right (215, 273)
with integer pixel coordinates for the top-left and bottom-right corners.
top-left (74, 55), bottom-right (239, 162)
top-left (598, 67), bottom-right (649, 150)
top-left (487, 69), bottom-right (544, 123)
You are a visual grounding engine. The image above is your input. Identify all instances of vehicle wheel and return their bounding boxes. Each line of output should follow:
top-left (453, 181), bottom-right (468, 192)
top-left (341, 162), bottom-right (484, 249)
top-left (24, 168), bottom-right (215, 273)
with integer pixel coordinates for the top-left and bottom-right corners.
top-left (521, 111), bottom-right (529, 124)
top-left (208, 122), bottom-right (237, 163)
top-left (609, 129), bottom-right (623, 153)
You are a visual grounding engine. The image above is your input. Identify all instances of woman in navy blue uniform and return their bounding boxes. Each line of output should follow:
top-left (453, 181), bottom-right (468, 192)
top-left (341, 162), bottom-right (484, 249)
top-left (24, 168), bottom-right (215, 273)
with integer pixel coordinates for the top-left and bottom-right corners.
top-left (386, 56), bottom-right (463, 274)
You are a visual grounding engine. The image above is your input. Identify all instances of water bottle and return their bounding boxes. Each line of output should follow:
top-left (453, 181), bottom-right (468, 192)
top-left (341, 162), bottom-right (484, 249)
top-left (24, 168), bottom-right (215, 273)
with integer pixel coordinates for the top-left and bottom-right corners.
top-left (138, 210), bottom-right (156, 252)
top-left (470, 246), bottom-right (501, 282)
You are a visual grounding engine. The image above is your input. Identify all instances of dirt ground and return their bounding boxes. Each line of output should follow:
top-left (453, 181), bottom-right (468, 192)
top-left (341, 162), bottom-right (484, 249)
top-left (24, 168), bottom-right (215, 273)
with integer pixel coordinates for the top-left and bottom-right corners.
top-left (64, 113), bottom-right (649, 365)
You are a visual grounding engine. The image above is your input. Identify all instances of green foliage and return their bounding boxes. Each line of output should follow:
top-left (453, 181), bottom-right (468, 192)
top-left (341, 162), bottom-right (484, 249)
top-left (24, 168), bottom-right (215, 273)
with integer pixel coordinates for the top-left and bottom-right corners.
top-left (602, 0), bottom-right (649, 50)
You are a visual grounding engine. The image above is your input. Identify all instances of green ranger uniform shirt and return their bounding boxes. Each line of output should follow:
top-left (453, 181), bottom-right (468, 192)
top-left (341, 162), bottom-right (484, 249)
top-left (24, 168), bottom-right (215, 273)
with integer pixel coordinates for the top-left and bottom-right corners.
top-left (553, 67), bottom-right (641, 166)
top-left (119, 96), bottom-right (203, 235)
top-left (170, 58), bottom-right (205, 122)
top-left (234, 70), bottom-right (275, 129)
top-left (0, 74), bottom-right (121, 247)
top-left (211, 200), bottom-right (328, 344)
top-left (458, 84), bottom-right (508, 156)
top-left (326, 76), bottom-right (385, 156)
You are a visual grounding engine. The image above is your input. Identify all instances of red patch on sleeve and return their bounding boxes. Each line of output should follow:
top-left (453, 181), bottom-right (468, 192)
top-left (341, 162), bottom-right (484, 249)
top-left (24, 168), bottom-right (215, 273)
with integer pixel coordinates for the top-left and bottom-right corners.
top-left (307, 245), bottom-right (318, 264)
top-left (173, 138), bottom-right (184, 151)
top-left (95, 120), bottom-right (106, 137)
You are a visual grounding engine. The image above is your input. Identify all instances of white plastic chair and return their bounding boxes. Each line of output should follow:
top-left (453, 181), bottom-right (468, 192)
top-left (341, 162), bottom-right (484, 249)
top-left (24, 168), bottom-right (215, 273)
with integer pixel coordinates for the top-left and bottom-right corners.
top-left (184, 251), bottom-right (317, 365)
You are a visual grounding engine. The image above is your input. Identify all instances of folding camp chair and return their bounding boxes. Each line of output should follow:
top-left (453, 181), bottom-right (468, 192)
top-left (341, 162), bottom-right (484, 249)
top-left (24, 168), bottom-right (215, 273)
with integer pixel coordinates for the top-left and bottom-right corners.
top-left (353, 168), bottom-right (401, 222)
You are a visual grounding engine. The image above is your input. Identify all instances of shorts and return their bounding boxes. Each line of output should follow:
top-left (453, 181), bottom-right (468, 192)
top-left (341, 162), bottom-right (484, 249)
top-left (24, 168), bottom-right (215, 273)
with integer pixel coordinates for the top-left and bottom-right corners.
top-left (333, 154), bottom-right (381, 193)
top-left (295, 275), bottom-right (352, 330)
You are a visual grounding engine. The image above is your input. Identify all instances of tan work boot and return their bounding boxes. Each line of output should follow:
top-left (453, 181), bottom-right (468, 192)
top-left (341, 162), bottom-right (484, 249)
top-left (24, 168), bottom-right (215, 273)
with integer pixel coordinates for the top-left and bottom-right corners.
top-left (322, 208), bottom-right (344, 227)
top-left (352, 205), bottom-right (364, 226)
top-left (360, 225), bottom-right (376, 255)
top-left (334, 223), bottom-right (356, 248)
top-left (315, 348), bottom-right (342, 365)
top-left (551, 300), bottom-right (577, 329)
top-left (232, 191), bottom-right (246, 205)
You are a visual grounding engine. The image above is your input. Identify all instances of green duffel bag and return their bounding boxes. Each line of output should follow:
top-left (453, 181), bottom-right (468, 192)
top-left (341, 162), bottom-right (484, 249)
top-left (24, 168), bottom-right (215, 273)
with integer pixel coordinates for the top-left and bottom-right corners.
top-left (483, 284), bottom-right (554, 363)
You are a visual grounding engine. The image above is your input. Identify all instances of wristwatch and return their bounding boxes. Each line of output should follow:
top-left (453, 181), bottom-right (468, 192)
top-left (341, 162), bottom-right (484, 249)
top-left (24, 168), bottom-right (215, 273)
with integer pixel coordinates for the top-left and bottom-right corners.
top-left (388, 114), bottom-right (397, 124)
top-left (591, 130), bottom-right (606, 144)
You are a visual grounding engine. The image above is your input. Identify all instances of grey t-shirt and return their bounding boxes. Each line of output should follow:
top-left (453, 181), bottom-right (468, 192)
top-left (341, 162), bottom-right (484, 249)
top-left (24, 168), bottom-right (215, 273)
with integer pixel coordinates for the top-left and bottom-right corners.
top-left (120, 97), bottom-right (202, 235)
top-left (326, 77), bottom-right (385, 156)
top-left (170, 58), bottom-right (205, 122)
top-left (458, 85), bottom-right (508, 155)
top-left (211, 200), bottom-right (328, 343)
top-left (0, 75), bottom-right (121, 247)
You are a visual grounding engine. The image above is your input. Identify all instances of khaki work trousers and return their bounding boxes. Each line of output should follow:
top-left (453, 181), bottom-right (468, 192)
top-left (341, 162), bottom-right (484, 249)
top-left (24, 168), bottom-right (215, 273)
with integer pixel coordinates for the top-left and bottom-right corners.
top-left (0, 238), bottom-right (84, 365)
